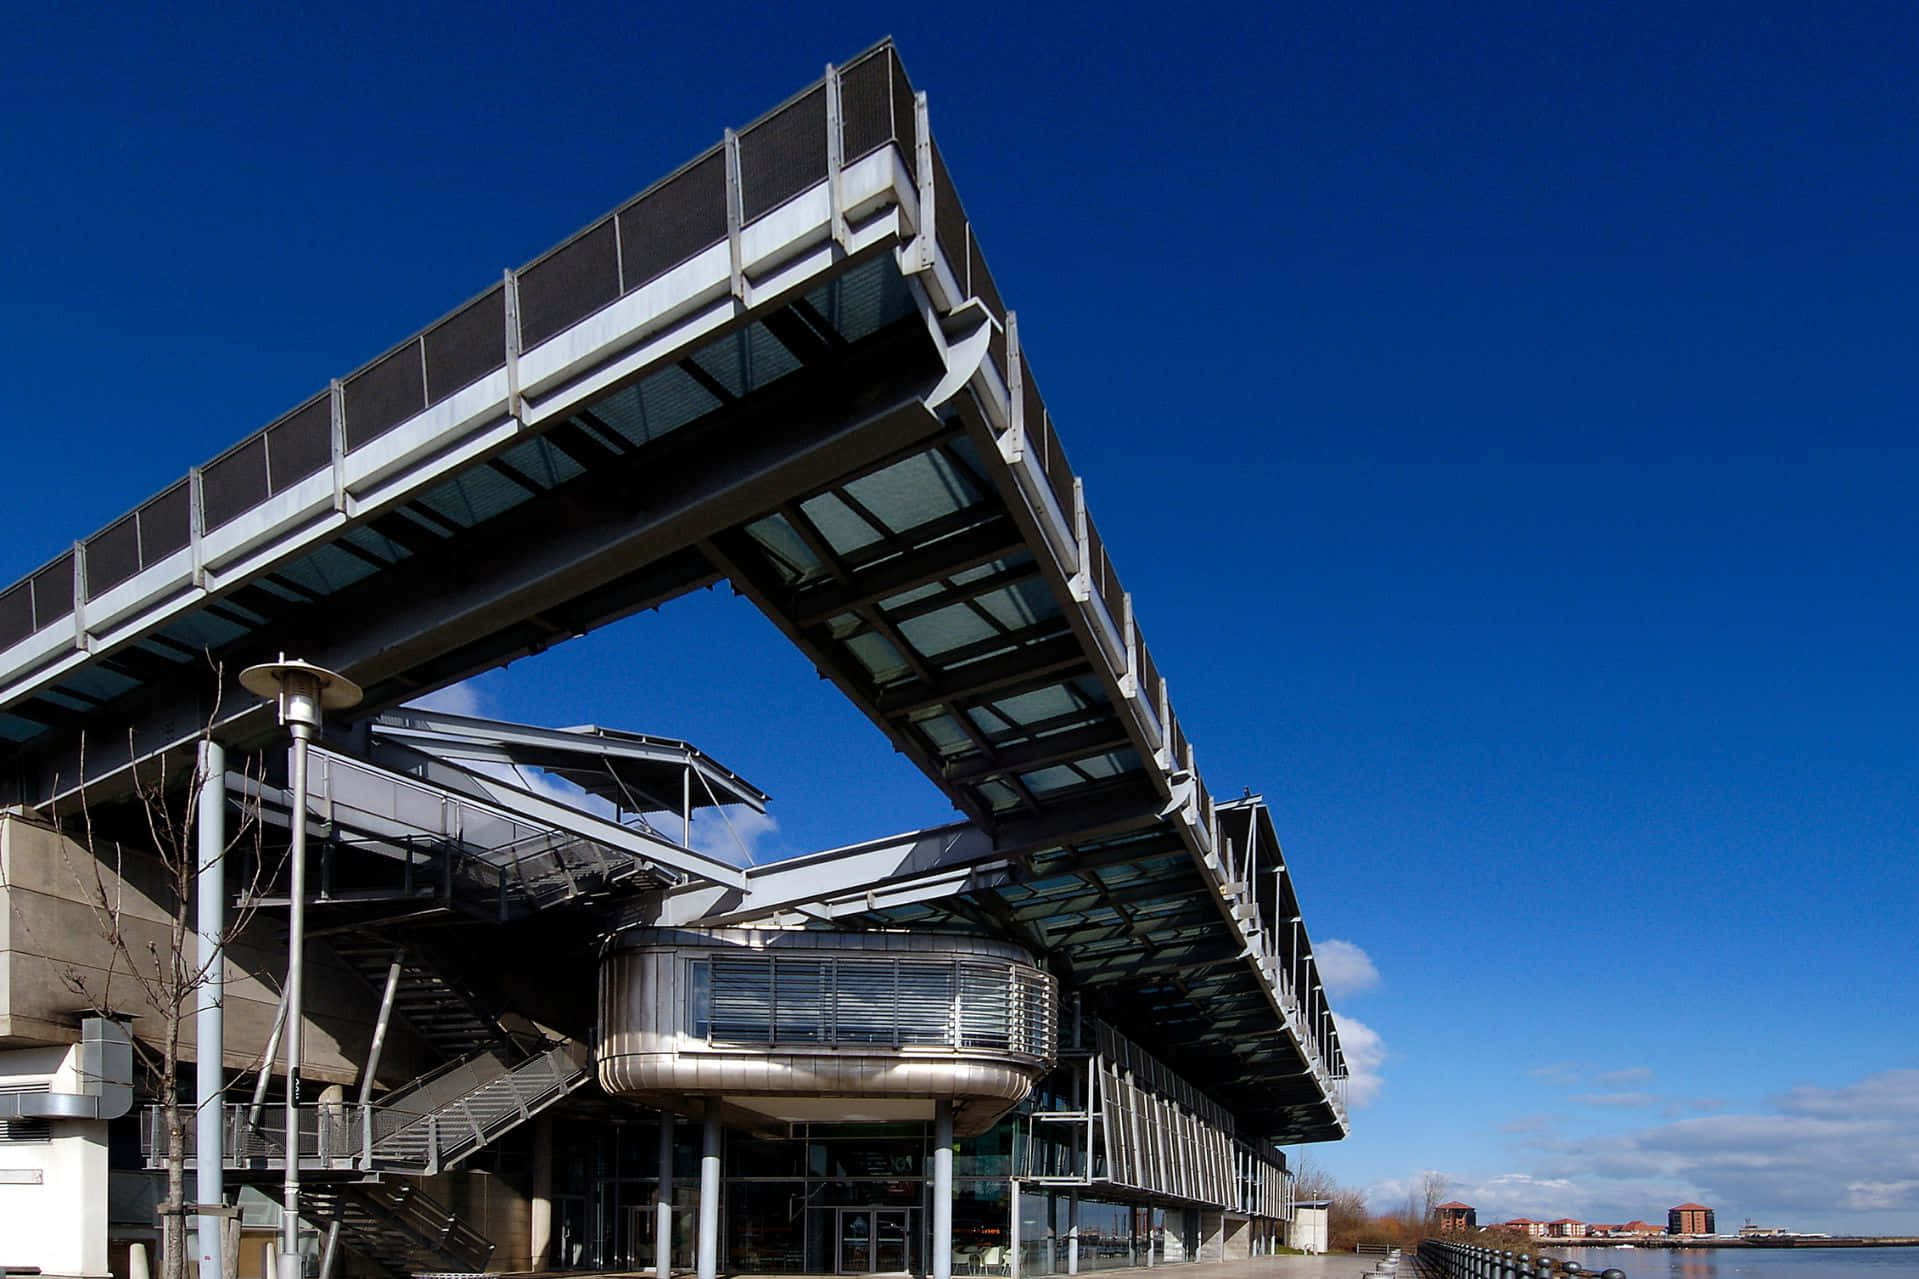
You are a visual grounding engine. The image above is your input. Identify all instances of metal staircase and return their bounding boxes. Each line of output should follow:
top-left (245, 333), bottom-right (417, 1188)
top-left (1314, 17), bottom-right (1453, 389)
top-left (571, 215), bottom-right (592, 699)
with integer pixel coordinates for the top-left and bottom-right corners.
top-left (330, 938), bottom-right (512, 1062)
top-left (303, 1177), bottom-right (493, 1278)
top-left (365, 1041), bottom-right (592, 1173)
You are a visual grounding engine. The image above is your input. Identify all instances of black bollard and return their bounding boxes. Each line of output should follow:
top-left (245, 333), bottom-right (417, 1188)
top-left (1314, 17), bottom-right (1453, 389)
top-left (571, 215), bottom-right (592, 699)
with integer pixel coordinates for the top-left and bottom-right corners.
top-left (1564, 1265), bottom-right (1583, 1276)
top-left (1599, 1272), bottom-right (1627, 1279)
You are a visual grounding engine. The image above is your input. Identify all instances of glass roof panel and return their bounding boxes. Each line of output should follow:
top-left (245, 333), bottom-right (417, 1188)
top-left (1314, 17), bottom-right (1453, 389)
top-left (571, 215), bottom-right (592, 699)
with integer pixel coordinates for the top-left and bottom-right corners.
top-left (842, 449), bottom-right (983, 533)
top-left (744, 514), bottom-right (826, 586)
top-left (908, 710), bottom-right (971, 754)
top-left (876, 581), bottom-right (944, 612)
top-left (0, 712), bottom-right (44, 742)
top-left (843, 630), bottom-right (911, 684)
top-left (497, 436), bottom-right (585, 489)
top-left (156, 607), bottom-right (257, 650)
top-left (799, 493), bottom-right (885, 556)
top-left (894, 602), bottom-right (999, 658)
top-left (1020, 764), bottom-right (1088, 795)
top-left (56, 665), bottom-right (141, 701)
top-left (338, 525), bottom-right (412, 565)
top-left (975, 778), bottom-right (1022, 811)
top-left (272, 543), bottom-right (382, 598)
top-left (417, 465), bottom-right (538, 530)
top-left (971, 578), bottom-right (1056, 632)
top-left (588, 362), bottom-right (724, 447)
top-left (805, 255), bottom-right (912, 344)
top-left (976, 681), bottom-right (1102, 729)
top-left (1075, 748), bottom-right (1142, 779)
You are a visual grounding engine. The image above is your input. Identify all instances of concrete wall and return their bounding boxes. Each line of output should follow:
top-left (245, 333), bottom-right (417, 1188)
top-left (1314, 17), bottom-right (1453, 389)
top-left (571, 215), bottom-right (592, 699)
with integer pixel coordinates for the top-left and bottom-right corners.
top-left (0, 815), bottom-right (431, 1087)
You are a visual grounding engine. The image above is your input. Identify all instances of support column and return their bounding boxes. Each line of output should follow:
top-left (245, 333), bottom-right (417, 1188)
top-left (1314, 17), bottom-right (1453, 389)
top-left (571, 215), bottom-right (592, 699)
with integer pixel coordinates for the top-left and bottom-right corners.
top-left (1067, 1191), bottom-right (1079, 1276)
top-left (1008, 1177), bottom-right (1021, 1279)
top-left (697, 1107), bottom-right (721, 1279)
top-left (658, 1113), bottom-right (676, 1279)
top-left (932, 1100), bottom-right (954, 1279)
top-left (280, 721), bottom-right (314, 1279)
top-left (194, 738), bottom-right (226, 1279)
top-left (530, 1117), bottom-right (554, 1270)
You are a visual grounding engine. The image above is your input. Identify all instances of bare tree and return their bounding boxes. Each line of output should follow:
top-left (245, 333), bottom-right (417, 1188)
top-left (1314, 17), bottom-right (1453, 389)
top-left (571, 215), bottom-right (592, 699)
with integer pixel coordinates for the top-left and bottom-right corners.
top-left (20, 681), bottom-right (278, 1279)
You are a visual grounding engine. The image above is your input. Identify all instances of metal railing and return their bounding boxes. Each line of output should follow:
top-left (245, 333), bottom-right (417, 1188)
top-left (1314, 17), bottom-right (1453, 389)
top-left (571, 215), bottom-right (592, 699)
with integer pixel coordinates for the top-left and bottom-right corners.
top-left (142, 1040), bottom-right (587, 1175)
top-left (1420, 1240), bottom-right (1626, 1279)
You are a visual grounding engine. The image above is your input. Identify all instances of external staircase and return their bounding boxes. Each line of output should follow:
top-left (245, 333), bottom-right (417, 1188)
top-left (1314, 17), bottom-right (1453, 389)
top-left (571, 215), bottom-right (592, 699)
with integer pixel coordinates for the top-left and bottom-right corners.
top-left (302, 1177), bottom-right (494, 1277)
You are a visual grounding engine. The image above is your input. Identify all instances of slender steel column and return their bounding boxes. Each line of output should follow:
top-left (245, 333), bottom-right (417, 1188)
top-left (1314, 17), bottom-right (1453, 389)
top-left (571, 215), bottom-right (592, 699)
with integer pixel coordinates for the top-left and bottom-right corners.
top-left (657, 1113), bottom-right (676, 1279)
top-left (531, 1117), bottom-right (553, 1269)
top-left (932, 1100), bottom-right (954, 1279)
top-left (1067, 1190), bottom-right (1079, 1276)
top-left (241, 658), bottom-right (360, 1279)
top-left (195, 738), bottom-right (227, 1279)
top-left (357, 950), bottom-right (404, 1106)
top-left (696, 1107), bottom-right (721, 1279)
top-left (1007, 1177), bottom-right (1021, 1279)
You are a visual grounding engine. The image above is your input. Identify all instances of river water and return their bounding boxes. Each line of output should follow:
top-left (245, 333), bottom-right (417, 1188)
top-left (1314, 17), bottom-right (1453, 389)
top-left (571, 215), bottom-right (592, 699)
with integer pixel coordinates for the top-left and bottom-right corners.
top-left (1548, 1245), bottom-right (1919, 1279)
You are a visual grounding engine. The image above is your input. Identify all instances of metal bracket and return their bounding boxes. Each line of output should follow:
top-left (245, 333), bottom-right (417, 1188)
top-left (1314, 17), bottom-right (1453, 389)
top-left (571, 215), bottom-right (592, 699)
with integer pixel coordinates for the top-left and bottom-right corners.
top-left (1000, 312), bottom-right (1026, 464)
top-left (503, 268), bottom-right (524, 421)
top-left (824, 63), bottom-right (849, 251)
top-left (724, 129), bottom-right (748, 308)
top-left (328, 378), bottom-right (347, 514)
top-left (912, 92), bottom-right (934, 273)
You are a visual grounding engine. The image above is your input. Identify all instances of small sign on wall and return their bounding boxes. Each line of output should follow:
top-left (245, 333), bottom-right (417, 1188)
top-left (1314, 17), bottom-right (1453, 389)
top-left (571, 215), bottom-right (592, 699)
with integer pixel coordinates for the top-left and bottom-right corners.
top-left (0, 1169), bottom-right (45, 1184)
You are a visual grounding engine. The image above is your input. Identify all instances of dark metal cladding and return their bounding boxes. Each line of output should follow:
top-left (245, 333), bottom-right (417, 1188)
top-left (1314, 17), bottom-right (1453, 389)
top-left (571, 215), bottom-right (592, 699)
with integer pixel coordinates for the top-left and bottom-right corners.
top-left (264, 395), bottom-right (333, 493)
top-left (838, 47), bottom-right (895, 162)
top-left (29, 554), bottom-right (73, 624)
top-left (423, 285), bottom-right (507, 405)
top-left (518, 217), bottom-right (620, 349)
top-left (343, 338), bottom-right (429, 450)
top-left (889, 45), bottom-right (918, 159)
top-left (201, 435), bottom-right (270, 529)
top-left (83, 515), bottom-right (141, 599)
top-left (930, 141), bottom-right (967, 296)
top-left (968, 234), bottom-right (1008, 374)
top-left (137, 481), bottom-right (192, 566)
top-left (739, 85), bottom-right (827, 222)
top-left (617, 150), bottom-right (728, 294)
top-left (0, 583), bottom-right (29, 649)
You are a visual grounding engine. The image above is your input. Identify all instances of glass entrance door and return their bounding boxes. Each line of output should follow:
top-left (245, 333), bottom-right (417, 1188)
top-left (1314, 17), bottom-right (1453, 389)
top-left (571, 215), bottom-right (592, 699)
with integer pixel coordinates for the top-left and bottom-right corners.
top-left (837, 1208), bottom-right (913, 1274)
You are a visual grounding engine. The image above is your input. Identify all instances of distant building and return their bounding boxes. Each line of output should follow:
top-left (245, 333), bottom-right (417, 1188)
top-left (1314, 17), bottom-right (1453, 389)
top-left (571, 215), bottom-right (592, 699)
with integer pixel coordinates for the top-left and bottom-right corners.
top-left (1502, 1219), bottom-right (1548, 1238)
top-left (1621, 1220), bottom-right (1665, 1238)
top-left (1670, 1204), bottom-right (1716, 1235)
top-left (1739, 1225), bottom-right (1790, 1238)
top-left (1438, 1203), bottom-right (1477, 1233)
top-left (1548, 1219), bottom-right (1587, 1239)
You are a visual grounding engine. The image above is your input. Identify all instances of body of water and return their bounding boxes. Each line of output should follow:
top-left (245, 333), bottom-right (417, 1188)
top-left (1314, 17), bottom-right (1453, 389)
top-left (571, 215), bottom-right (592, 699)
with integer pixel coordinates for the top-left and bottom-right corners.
top-left (1550, 1245), bottom-right (1919, 1279)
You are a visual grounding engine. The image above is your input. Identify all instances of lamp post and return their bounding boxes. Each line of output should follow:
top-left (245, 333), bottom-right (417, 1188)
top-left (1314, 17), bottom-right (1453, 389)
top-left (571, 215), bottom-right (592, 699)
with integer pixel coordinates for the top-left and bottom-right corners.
top-left (239, 658), bottom-right (361, 1279)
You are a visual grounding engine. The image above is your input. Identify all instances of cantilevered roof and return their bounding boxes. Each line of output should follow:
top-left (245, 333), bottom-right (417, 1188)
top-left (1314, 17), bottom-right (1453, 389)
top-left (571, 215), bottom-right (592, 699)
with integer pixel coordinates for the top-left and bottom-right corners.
top-left (0, 40), bottom-right (1348, 1143)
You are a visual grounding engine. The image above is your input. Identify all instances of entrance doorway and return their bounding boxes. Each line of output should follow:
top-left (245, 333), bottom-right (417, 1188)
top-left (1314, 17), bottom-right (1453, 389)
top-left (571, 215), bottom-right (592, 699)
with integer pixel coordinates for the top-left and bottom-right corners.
top-left (836, 1208), bottom-right (912, 1274)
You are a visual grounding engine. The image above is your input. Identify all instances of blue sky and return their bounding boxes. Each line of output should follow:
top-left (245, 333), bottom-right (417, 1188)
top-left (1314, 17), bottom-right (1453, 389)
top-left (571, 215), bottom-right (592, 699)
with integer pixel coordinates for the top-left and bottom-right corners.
top-left (5, 0), bottom-right (1916, 1235)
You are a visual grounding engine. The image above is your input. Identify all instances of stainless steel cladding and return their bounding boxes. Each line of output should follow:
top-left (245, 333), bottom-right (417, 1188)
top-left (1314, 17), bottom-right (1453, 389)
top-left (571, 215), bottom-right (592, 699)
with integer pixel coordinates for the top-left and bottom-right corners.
top-left (598, 929), bottom-right (1057, 1133)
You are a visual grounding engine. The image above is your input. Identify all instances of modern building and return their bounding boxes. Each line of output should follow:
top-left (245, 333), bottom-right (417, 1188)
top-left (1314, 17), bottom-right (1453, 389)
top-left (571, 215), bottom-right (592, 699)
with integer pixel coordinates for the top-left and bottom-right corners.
top-left (1669, 1203), bottom-right (1716, 1235)
top-left (1435, 1203), bottom-right (1476, 1233)
top-left (1545, 1219), bottom-right (1586, 1239)
top-left (1500, 1219), bottom-right (1547, 1239)
top-left (0, 39), bottom-right (1349, 1279)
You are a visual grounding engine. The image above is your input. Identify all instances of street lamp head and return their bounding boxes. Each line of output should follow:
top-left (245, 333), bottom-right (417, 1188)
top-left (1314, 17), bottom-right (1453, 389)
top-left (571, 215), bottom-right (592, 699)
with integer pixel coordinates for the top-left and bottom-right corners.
top-left (239, 656), bottom-right (363, 732)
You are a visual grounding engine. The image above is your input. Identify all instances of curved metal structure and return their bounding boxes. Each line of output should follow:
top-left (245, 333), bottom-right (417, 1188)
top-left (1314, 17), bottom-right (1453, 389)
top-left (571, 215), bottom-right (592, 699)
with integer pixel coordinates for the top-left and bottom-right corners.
top-left (597, 928), bottom-right (1056, 1134)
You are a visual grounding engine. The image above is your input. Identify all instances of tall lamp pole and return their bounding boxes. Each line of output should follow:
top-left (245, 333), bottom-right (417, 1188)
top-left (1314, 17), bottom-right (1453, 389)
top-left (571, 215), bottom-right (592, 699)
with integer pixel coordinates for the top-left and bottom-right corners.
top-left (239, 657), bottom-right (362, 1279)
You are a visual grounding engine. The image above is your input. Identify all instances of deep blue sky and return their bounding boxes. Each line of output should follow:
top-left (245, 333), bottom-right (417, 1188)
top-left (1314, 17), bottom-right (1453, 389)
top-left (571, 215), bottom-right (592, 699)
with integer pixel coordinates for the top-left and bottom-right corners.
top-left (5, 0), bottom-right (1916, 1234)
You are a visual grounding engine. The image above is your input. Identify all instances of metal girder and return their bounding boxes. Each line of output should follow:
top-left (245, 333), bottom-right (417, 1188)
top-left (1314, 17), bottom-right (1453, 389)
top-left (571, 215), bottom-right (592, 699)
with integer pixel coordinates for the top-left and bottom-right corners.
top-left (942, 719), bottom-right (1132, 786)
top-left (790, 514), bottom-right (1024, 626)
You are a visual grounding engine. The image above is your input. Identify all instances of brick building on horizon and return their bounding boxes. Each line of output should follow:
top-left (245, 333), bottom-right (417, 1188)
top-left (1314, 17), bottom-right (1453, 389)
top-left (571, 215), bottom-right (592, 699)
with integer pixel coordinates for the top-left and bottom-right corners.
top-left (1438, 1203), bottom-right (1477, 1233)
top-left (1670, 1203), bottom-right (1717, 1235)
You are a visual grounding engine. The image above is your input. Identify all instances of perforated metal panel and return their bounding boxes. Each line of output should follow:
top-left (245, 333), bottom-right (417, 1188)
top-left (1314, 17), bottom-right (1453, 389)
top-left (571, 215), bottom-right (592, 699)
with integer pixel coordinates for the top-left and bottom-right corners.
top-left (202, 435), bottom-right (270, 529)
top-left (890, 47), bottom-right (918, 159)
top-left (137, 482), bottom-right (191, 565)
top-left (424, 285), bottom-right (506, 404)
top-left (84, 515), bottom-right (141, 598)
top-left (839, 49), bottom-right (894, 161)
top-left (930, 142), bottom-right (967, 291)
top-left (0, 583), bottom-right (31, 648)
top-left (968, 234), bottom-right (1008, 374)
top-left (739, 86), bottom-right (827, 223)
top-left (519, 218), bottom-right (619, 349)
top-left (618, 151), bottom-right (727, 294)
top-left (30, 554), bottom-right (73, 624)
top-left (343, 339), bottom-right (427, 450)
top-left (265, 395), bottom-right (332, 493)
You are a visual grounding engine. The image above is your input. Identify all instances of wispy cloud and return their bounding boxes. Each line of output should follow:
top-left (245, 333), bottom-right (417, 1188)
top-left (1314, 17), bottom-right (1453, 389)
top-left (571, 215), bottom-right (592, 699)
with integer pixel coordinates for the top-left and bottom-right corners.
top-left (1316, 939), bottom-right (1381, 998)
top-left (1597, 1066), bottom-right (1654, 1086)
top-left (1571, 1091), bottom-right (1659, 1108)
top-left (1529, 1062), bottom-right (1582, 1086)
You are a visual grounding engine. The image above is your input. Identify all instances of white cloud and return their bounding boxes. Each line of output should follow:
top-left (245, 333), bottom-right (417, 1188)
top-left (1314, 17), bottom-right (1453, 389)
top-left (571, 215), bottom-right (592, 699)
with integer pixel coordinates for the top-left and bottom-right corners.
top-left (405, 678), bottom-right (487, 717)
top-left (1334, 1013), bottom-right (1385, 1108)
top-left (688, 805), bottom-right (782, 867)
top-left (1461, 1068), bottom-right (1919, 1233)
top-left (1316, 939), bottom-right (1381, 997)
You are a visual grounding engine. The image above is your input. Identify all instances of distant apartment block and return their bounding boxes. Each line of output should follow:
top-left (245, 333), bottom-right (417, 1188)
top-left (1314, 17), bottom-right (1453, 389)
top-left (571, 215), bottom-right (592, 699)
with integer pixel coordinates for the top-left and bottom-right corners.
top-left (1547, 1219), bottom-right (1587, 1238)
top-left (1501, 1219), bottom-right (1548, 1238)
top-left (1670, 1203), bottom-right (1717, 1235)
top-left (1438, 1203), bottom-right (1477, 1233)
